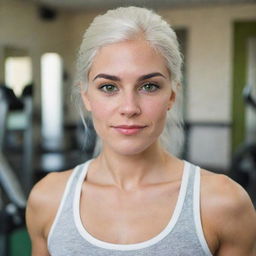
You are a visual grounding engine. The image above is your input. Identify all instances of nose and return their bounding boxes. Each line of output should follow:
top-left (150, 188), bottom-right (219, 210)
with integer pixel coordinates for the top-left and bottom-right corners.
top-left (118, 91), bottom-right (141, 118)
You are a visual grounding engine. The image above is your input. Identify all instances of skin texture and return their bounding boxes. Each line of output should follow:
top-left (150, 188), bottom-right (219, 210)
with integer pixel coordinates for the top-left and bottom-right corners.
top-left (26, 39), bottom-right (256, 256)
top-left (83, 39), bottom-right (175, 158)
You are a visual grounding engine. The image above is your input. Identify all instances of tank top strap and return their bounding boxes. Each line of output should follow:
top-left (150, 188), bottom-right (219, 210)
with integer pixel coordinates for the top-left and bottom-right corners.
top-left (185, 161), bottom-right (197, 204)
top-left (178, 162), bottom-right (212, 256)
top-left (193, 165), bottom-right (212, 255)
top-left (47, 161), bottom-right (90, 247)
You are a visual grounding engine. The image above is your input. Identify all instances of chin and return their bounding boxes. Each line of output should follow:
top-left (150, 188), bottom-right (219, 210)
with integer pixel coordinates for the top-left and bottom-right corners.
top-left (105, 138), bottom-right (157, 156)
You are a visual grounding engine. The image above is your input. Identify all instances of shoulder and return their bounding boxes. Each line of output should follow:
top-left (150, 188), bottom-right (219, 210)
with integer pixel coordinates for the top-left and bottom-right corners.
top-left (27, 170), bottom-right (74, 212)
top-left (29, 170), bottom-right (73, 198)
top-left (200, 170), bottom-right (254, 216)
top-left (199, 169), bottom-right (256, 254)
top-left (26, 169), bottom-right (74, 238)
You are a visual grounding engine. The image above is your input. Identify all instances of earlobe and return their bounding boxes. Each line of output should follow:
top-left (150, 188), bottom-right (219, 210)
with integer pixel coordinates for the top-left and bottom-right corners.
top-left (81, 92), bottom-right (92, 111)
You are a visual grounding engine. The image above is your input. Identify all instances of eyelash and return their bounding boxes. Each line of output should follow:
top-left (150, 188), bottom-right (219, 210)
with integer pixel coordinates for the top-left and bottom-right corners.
top-left (98, 84), bottom-right (118, 94)
top-left (98, 82), bottom-right (161, 94)
top-left (140, 83), bottom-right (161, 93)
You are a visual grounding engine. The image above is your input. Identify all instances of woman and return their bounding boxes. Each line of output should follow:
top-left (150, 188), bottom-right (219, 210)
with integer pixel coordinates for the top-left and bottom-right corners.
top-left (26, 6), bottom-right (256, 256)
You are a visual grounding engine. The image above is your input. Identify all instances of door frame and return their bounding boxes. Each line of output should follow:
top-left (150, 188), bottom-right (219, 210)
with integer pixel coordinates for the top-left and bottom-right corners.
top-left (232, 21), bottom-right (256, 152)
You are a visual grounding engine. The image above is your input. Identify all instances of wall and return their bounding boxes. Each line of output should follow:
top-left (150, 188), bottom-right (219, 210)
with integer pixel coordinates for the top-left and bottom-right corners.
top-left (1, 1), bottom-right (256, 170)
top-left (160, 4), bottom-right (256, 122)
top-left (160, 4), bottom-right (256, 169)
top-left (0, 0), bottom-right (72, 109)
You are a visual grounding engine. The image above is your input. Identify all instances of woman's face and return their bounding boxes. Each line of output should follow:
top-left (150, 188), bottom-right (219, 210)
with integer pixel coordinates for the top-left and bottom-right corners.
top-left (82, 39), bottom-right (175, 155)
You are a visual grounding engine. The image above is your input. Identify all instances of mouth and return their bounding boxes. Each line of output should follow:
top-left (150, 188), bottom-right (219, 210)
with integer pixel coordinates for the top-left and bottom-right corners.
top-left (111, 125), bottom-right (147, 135)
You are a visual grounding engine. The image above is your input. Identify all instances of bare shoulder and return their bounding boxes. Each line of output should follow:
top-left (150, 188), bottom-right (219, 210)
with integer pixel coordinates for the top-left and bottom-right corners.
top-left (27, 170), bottom-right (73, 206)
top-left (200, 169), bottom-right (256, 255)
top-left (200, 169), bottom-right (255, 215)
top-left (26, 169), bottom-right (73, 238)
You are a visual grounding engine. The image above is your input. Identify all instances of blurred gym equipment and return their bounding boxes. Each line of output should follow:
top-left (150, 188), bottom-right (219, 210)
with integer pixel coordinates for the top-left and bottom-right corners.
top-left (0, 84), bottom-right (29, 256)
top-left (230, 84), bottom-right (256, 206)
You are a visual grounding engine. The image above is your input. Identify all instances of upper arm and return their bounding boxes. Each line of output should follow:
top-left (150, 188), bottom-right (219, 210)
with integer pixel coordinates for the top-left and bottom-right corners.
top-left (26, 175), bottom-right (52, 256)
top-left (204, 174), bottom-right (256, 256)
top-left (26, 208), bottom-right (50, 256)
top-left (26, 171), bottom-right (72, 256)
top-left (219, 181), bottom-right (256, 256)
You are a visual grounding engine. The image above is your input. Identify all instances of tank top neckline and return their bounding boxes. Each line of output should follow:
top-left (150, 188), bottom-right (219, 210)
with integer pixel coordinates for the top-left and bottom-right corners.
top-left (73, 159), bottom-right (191, 251)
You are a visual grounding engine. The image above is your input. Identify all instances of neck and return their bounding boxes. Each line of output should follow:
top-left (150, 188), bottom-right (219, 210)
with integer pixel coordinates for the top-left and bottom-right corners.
top-left (94, 142), bottom-right (173, 191)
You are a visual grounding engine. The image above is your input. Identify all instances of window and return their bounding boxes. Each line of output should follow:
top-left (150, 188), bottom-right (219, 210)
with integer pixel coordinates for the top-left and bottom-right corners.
top-left (5, 56), bottom-right (32, 96)
top-left (41, 53), bottom-right (63, 150)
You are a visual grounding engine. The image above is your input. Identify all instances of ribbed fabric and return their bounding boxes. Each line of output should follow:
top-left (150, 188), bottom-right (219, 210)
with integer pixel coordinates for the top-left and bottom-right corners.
top-left (47, 159), bottom-right (212, 256)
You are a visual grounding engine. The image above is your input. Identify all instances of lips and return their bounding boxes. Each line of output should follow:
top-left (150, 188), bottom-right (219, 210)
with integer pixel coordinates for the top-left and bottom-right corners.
top-left (111, 125), bottom-right (147, 135)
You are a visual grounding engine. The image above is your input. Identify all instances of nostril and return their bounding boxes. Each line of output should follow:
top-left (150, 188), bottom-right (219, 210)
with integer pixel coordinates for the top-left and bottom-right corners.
top-left (119, 103), bottom-right (141, 117)
top-left (120, 108), bottom-right (141, 117)
top-left (118, 93), bottom-right (141, 117)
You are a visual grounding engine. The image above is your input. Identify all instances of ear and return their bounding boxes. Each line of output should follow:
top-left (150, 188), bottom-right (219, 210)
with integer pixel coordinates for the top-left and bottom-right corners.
top-left (81, 91), bottom-right (92, 112)
top-left (167, 89), bottom-right (176, 110)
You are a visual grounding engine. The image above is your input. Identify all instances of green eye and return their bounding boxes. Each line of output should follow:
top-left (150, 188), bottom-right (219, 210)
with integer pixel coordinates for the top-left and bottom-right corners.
top-left (140, 83), bottom-right (160, 92)
top-left (99, 84), bottom-right (118, 93)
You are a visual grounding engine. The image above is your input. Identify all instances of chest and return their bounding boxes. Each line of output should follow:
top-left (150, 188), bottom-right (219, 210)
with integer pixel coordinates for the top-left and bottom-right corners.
top-left (79, 182), bottom-right (180, 244)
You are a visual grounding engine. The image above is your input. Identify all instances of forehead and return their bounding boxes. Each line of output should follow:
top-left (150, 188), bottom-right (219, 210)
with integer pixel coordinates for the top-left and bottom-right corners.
top-left (89, 40), bottom-right (169, 79)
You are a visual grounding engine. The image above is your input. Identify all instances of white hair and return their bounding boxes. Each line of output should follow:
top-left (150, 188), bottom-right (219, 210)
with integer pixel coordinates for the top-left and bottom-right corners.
top-left (73, 6), bottom-right (184, 156)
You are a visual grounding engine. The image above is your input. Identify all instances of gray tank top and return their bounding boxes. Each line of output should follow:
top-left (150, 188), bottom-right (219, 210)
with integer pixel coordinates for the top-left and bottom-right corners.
top-left (47, 160), bottom-right (213, 256)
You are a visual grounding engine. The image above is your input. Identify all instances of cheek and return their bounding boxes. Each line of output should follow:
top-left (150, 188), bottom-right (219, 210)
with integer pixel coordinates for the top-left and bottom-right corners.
top-left (91, 102), bottom-right (109, 118)
top-left (143, 97), bottom-right (169, 121)
top-left (88, 99), bottom-right (114, 133)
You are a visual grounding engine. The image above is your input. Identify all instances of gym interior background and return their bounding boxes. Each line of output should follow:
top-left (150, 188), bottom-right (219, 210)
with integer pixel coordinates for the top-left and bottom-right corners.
top-left (0, 0), bottom-right (256, 255)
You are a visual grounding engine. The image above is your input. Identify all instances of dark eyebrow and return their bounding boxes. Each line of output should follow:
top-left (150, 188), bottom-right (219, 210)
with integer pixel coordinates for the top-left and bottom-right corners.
top-left (137, 72), bottom-right (166, 81)
top-left (93, 72), bottom-right (166, 82)
top-left (93, 74), bottom-right (120, 81)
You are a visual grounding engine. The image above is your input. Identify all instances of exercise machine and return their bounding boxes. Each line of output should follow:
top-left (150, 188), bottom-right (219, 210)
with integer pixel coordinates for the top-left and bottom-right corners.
top-left (230, 84), bottom-right (256, 206)
top-left (0, 84), bottom-right (31, 256)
